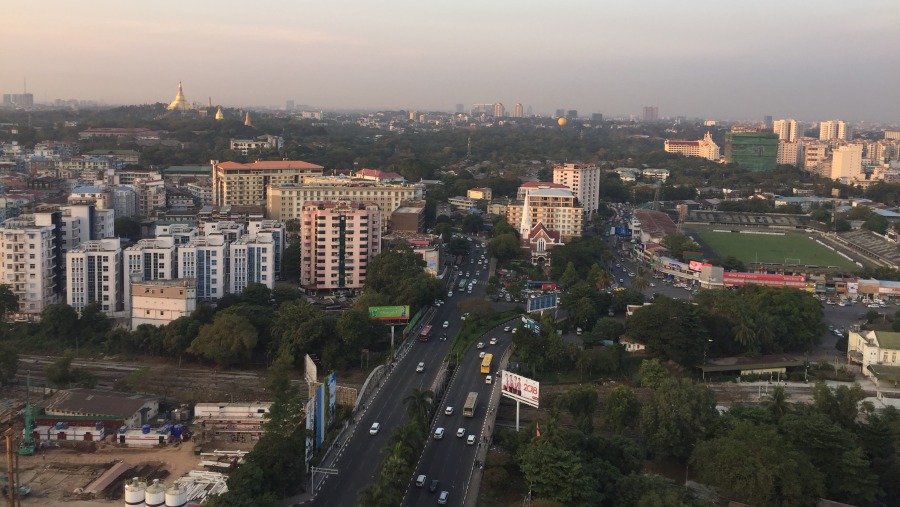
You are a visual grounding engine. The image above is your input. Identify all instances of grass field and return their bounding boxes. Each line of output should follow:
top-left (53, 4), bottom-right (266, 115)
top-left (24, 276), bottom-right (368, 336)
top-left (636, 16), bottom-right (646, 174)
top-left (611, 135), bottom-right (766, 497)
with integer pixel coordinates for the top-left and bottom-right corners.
top-left (696, 230), bottom-right (857, 269)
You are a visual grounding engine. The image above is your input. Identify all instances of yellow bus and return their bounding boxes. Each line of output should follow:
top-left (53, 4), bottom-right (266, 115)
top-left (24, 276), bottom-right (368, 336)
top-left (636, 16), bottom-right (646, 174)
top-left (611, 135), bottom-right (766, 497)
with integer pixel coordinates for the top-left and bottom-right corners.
top-left (480, 353), bottom-right (493, 374)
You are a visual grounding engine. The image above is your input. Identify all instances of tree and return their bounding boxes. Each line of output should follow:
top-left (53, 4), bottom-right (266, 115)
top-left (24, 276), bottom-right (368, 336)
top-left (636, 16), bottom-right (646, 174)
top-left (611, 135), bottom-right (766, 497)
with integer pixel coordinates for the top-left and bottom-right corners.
top-left (558, 385), bottom-right (599, 434)
top-left (559, 261), bottom-right (580, 289)
top-left (590, 318), bottom-right (624, 344)
top-left (114, 216), bottom-right (141, 238)
top-left (690, 421), bottom-right (824, 506)
top-left (625, 298), bottom-right (707, 366)
top-left (518, 441), bottom-right (597, 505)
top-left (660, 234), bottom-right (701, 261)
top-left (79, 301), bottom-right (111, 346)
top-left (640, 378), bottom-right (718, 459)
top-left (603, 386), bottom-right (640, 433)
top-left (402, 387), bottom-right (434, 432)
top-left (812, 381), bottom-right (873, 429)
top-left (281, 242), bottom-right (300, 283)
top-left (0, 284), bottom-right (19, 320)
top-left (763, 385), bottom-right (790, 419)
top-left (188, 313), bottom-right (259, 367)
top-left (0, 343), bottom-right (17, 386)
top-left (636, 358), bottom-right (667, 389)
top-left (864, 213), bottom-right (889, 235)
top-left (462, 213), bottom-right (483, 234)
top-left (834, 217), bottom-right (852, 232)
top-left (43, 350), bottom-right (96, 388)
top-left (38, 303), bottom-right (80, 346)
top-left (487, 233), bottom-right (522, 262)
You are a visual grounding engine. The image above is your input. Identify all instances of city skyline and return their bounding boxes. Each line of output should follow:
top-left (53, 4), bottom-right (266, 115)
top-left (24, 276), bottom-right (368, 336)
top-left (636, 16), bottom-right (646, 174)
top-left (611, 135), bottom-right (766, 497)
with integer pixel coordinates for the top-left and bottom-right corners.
top-left (3, 0), bottom-right (899, 122)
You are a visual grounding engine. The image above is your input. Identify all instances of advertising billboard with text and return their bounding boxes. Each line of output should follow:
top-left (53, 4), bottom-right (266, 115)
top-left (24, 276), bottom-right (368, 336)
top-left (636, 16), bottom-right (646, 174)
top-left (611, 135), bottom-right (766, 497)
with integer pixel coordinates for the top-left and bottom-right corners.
top-left (500, 370), bottom-right (540, 408)
top-left (327, 372), bottom-right (337, 427)
top-left (368, 306), bottom-right (410, 322)
top-left (305, 397), bottom-right (315, 462)
top-left (526, 294), bottom-right (558, 313)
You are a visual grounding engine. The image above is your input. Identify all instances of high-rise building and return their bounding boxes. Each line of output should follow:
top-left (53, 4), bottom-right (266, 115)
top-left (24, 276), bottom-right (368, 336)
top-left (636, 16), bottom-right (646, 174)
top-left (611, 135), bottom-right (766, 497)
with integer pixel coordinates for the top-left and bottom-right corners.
top-left (591, 113), bottom-right (603, 122)
top-left (123, 237), bottom-right (176, 312)
top-left (555, 109), bottom-right (565, 118)
top-left (664, 132), bottom-right (720, 161)
top-left (642, 106), bottom-right (658, 122)
top-left (724, 130), bottom-right (779, 171)
top-left (300, 201), bottom-right (382, 291)
top-left (513, 103), bottom-right (524, 118)
top-left (820, 120), bottom-right (852, 142)
top-left (456, 104), bottom-right (465, 114)
top-left (803, 143), bottom-right (830, 175)
top-left (229, 233), bottom-right (277, 294)
top-left (66, 238), bottom-right (122, 315)
top-left (763, 116), bottom-right (773, 128)
top-left (773, 119), bottom-right (802, 142)
top-left (508, 184), bottom-right (584, 242)
top-left (830, 144), bottom-right (863, 181)
top-left (493, 103), bottom-right (505, 118)
top-left (776, 142), bottom-right (802, 167)
top-left (0, 212), bottom-right (64, 316)
top-left (2, 93), bottom-right (34, 108)
top-left (566, 110), bottom-right (577, 120)
top-left (178, 235), bottom-right (228, 303)
top-left (211, 159), bottom-right (325, 207)
top-left (248, 220), bottom-right (286, 277)
top-left (553, 163), bottom-right (602, 215)
top-left (285, 100), bottom-right (295, 111)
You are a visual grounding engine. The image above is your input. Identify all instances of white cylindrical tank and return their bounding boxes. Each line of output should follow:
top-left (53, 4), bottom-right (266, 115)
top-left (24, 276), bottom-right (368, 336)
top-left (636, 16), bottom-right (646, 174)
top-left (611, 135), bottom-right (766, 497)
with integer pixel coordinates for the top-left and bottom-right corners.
top-left (165, 483), bottom-right (188, 507)
top-left (144, 479), bottom-right (166, 507)
top-left (124, 477), bottom-right (147, 507)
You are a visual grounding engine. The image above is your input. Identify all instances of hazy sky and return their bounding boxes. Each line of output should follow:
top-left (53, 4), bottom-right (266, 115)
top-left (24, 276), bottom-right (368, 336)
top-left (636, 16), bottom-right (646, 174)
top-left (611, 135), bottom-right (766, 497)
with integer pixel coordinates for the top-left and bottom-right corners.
top-left (4, 0), bottom-right (899, 122)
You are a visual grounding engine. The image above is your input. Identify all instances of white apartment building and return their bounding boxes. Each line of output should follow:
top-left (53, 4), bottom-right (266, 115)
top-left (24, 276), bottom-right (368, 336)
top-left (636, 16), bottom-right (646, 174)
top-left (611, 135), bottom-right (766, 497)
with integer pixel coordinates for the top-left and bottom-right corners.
top-left (803, 142), bottom-right (830, 174)
top-left (0, 214), bottom-right (63, 316)
top-left (248, 220), bottom-right (286, 277)
top-left (773, 119), bottom-right (802, 142)
top-left (123, 237), bottom-right (176, 312)
top-left (130, 279), bottom-right (197, 330)
top-left (777, 141), bottom-right (802, 167)
top-left (266, 176), bottom-right (424, 228)
top-left (202, 221), bottom-right (245, 242)
top-left (820, 120), bottom-right (852, 142)
top-left (212, 159), bottom-right (325, 207)
top-left (136, 179), bottom-right (166, 217)
top-left (300, 201), bottom-right (382, 291)
top-left (553, 163), bottom-right (602, 215)
top-left (155, 224), bottom-right (199, 246)
top-left (111, 186), bottom-right (138, 217)
top-left (229, 135), bottom-right (283, 156)
top-left (178, 235), bottom-right (228, 303)
top-left (831, 144), bottom-right (863, 181)
top-left (185, 182), bottom-right (213, 205)
top-left (229, 233), bottom-right (276, 294)
top-left (507, 187), bottom-right (584, 242)
top-left (66, 238), bottom-right (122, 315)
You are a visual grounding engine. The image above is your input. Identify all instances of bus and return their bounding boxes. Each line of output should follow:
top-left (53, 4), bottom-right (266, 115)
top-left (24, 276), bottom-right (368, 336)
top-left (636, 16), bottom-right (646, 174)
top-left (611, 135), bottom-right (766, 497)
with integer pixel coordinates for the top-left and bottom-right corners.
top-left (458, 278), bottom-right (467, 292)
top-left (463, 392), bottom-right (478, 417)
top-left (480, 353), bottom-right (493, 374)
top-left (419, 325), bottom-right (433, 342)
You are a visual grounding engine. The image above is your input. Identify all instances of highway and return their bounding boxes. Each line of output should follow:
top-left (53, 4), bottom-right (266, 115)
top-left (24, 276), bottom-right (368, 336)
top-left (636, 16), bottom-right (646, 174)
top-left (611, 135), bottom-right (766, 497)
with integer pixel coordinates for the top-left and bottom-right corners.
top-left (310, 237), bottom-right (491, 507)
top-left (402, 320), bottom-right (514, 507)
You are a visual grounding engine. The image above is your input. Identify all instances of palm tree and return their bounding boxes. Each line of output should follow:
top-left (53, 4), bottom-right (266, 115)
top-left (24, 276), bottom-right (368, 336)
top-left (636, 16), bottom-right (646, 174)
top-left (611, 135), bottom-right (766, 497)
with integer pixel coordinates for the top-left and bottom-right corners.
top-left (594, 269), bottom-right (614, 290)
top-left (403, 387), bottom-right (434, 429)
top-left (631, 266), bottom-right (650, 292)
top-left (733, 308), bottom-right (757, 349)
top-left (754, 313), bottom-right (776, 350)
top-left (763, 385), bottom-right (790, 419)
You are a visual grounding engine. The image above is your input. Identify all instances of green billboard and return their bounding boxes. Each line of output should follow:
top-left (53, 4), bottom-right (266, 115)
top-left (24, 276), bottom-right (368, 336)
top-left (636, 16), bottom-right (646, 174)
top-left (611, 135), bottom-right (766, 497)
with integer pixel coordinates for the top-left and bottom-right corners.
top-left (368, 305), bottom-right (410, 321)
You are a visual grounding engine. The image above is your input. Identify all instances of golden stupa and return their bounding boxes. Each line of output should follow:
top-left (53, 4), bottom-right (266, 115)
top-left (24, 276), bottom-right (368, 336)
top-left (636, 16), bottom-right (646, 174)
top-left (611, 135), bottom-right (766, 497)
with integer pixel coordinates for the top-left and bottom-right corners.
top-left (243, 112), bottom-right (252, 127)
top-left (215, 106), bottom-right (224, 120)
top-left (167, 81), bottom-right (190, 111)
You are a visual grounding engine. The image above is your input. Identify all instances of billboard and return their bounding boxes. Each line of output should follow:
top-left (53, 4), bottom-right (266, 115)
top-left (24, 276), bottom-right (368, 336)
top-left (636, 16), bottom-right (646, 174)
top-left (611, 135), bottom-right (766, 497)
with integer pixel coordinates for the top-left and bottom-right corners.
top-left (304, 354), bottom-right (318, 384)
top-left (368, 306), bottom-right (410, 322)
top-left (520, 316), bottom-right (540, 334)
top-left (614, 226), bottom-right (632, 237)
top-left (416, 248), bottom-right (440, 276)
top-left (327, 372), bottom-right (337, 428)
top-left (689, 260), bottom-right (713, 272)
top-left (527, 294), bottom-right (558, 313)
top-left (500, 370), bottom-right (540, 408)
top-left (724, 272), bottom-right (805, 283)
top-left (315, 384), bottom-right (325, 449)
top-left (305, 397), bottom-right (315, 462)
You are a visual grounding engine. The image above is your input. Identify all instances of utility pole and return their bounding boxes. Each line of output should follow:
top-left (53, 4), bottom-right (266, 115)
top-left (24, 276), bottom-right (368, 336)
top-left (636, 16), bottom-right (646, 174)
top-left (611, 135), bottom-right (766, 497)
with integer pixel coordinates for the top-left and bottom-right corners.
top-left (4, 428), bottom-right (17, 507)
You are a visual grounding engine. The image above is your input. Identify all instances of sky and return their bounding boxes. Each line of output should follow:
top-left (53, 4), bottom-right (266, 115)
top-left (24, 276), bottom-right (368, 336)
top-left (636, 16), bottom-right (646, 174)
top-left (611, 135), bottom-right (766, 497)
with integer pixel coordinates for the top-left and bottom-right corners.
top-left (3, 0), bottom-right (899, 122)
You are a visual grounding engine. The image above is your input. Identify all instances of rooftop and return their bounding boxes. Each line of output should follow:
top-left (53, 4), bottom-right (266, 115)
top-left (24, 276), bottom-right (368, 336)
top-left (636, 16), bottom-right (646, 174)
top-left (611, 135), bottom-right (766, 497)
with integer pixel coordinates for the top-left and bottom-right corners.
top-left (44, 388), bottom-right (156, 419)
top-left (216, 160), bottom-right (324, 171)
top-left (875, 331), bottom-right (900, 350)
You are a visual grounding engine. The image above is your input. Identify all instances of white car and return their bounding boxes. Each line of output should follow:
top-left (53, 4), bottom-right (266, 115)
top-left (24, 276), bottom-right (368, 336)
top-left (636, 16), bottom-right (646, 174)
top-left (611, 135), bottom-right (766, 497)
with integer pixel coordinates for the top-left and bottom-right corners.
top-left (489, 337), bottom-right (498, 345)
top-left (477, 342), bottom-right (485, 349)
top-left (416, 474), bottom-right (427, 487)
top-left (416, 362), bottom-right (425, 373)
top-left (479, 351), bottom-right (486, 358)
top-left (369, 422), bottom-right (380, 435)
top-left (456, 427), bottom-right (466, 438)
top-left (475, 271), bottom-right (480, 276)
top-left (445, 406), bottom-right (453, 416)
top-left (467, 434), bottom-right (476, 445)
top-left (504, 326), bottom-right (511, 332)
top-left (485, 375), bottom-right (493, 384)
top-left (443, 321), bottom-right (449, 328)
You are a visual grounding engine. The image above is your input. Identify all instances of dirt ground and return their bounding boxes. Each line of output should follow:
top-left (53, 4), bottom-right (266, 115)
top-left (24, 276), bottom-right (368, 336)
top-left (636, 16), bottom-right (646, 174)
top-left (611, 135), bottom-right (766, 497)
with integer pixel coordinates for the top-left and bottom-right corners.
top-left (12, 440), bottom-right (207, 506)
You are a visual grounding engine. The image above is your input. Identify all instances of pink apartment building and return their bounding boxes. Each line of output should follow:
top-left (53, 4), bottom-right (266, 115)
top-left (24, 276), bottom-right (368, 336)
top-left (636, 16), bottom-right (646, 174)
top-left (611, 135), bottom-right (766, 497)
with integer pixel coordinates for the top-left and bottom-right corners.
top-left (300, 201), bottom-right (382, 291)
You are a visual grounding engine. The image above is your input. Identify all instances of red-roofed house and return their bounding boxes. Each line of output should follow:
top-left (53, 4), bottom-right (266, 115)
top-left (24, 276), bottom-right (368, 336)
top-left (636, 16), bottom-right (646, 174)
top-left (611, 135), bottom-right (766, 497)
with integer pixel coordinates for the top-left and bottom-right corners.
top-left (525, 222), bottom-right (562, 265)
top-left (355, 168), bottom-right (405, 184)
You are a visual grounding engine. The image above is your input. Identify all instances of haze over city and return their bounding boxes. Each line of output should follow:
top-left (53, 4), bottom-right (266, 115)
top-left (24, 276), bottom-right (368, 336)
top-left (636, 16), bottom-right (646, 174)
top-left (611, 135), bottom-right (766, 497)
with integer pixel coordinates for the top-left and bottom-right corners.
top-left (3, 0), bottom-right (899, 121)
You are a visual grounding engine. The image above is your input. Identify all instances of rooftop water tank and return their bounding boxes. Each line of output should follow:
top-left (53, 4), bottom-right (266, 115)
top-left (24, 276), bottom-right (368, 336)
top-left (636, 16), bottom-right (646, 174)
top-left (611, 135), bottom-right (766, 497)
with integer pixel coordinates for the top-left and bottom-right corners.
top-left (164, 483), bottom-right (188, 507)
top-left (171, 425), bottom-right (183, 439)
top-left (124, 477), bottom-right (147, 507)
top-left (141, 424), bottom-right (151, 434)
top-left (144, 479), bottom-right (166, 507)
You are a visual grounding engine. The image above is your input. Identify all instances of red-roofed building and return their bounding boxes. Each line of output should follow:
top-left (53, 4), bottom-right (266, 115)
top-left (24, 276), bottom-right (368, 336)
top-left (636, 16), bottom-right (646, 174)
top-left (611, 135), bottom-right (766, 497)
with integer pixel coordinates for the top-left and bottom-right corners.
top-left (355, 168), bottom-right (405, 184)
top-left (664, 132), bottom-right (720, 161)
top-left (211, 159), bottom-right (325, 206)
top-left (525, 222), bottom-right (563, 265)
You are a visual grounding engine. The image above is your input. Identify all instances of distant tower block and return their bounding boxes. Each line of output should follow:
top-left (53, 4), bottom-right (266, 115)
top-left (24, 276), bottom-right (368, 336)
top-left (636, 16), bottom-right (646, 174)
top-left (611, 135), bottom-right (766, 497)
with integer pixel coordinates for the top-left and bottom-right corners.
top-left (167, 81), bottom-right (190, 111)
top-left (244, 112), bottom-right (252, 127)
top-left (207, 97), bottom-right (212, 108)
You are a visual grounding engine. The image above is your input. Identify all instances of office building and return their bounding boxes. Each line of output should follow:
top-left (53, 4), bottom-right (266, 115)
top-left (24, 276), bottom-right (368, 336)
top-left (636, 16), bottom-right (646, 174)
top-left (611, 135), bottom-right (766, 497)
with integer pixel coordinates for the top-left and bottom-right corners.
top-left (664, 132), bottom-right (720, 161)
top-left (0, 212), bottom-right (64, 316)
top-left (763, 116), bottom-right (773, 128)
top-left (820, 120), bottom-right (852, 142)
top-left (831, 144), bottom-right (863, 181)
top-left (507, 186), bottom-right (583, 242)
top-left (211, 159), bottom-right (325, 207)
top-left (566, 110), bottom-right (577, 120)
top-left (299, 201), bottom-right (382, 291)
top-left (266, 176), bottom-right (424, 228)
top-left (552, 163), bottom-right (602, 215)
top-left (178, 235), bottom-right (228, 303)
top-left (130, 279), bottom-right (197, 330)
top-left (724, 130), bottom-right (778, 171)
top-left (773, 119), bottom-right (802, 142)
top-left (591, 113), bottom-right (603, 122)
top-left (513, 103), bottom-right (523, 118)
top-left (642, 106), bottom-right (658, 122)
top-left (66, 238), bottom-right (122, 315)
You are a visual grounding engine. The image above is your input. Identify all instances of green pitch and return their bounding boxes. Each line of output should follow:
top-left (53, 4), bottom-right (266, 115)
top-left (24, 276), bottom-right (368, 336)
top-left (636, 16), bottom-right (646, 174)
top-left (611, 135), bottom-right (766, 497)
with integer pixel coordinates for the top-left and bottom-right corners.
top-left (696, 231), bottom-right (856, 269)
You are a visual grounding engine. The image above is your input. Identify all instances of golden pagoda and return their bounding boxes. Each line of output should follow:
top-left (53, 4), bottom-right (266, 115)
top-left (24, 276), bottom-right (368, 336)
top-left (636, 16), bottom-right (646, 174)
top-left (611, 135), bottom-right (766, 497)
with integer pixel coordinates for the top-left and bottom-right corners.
top-left (244, 112), bottom-right (252, 127)
top-left (215, 106), bottom-right (224, 120)
top-left (167, 81), bottom-right (190, 111)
